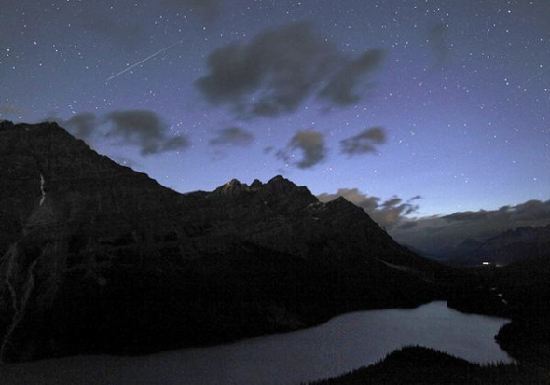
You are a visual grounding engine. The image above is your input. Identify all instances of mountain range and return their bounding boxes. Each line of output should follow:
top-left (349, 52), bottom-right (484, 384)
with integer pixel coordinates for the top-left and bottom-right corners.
top-left (448, 225), bottom-right (550, 267)
top-left (0, 120), bottom-right (454, 363)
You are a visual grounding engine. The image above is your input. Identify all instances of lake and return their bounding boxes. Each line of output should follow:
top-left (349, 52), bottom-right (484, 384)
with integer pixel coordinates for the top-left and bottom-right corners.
top-left (0, 301), bottom-right (511, 385)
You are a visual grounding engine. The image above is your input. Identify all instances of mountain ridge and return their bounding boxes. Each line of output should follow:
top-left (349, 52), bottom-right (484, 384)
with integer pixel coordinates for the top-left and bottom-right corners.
top-left (449, 225), bottom-right (550, 267)
top-left (0, 120), bottom-right (452, 363)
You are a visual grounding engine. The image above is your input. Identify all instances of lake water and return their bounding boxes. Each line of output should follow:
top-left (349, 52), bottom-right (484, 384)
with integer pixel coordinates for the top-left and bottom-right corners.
top-left (0, 301), bottom-right (511, 385)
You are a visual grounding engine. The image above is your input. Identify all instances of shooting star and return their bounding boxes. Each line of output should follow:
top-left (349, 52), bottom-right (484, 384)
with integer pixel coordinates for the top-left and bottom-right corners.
top-left (520, 68), bottom-right (547, 86)
top-left (106, 40), bottom-right (184, 82)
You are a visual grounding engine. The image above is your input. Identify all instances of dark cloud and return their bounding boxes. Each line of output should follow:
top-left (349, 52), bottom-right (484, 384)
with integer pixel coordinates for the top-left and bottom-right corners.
top-left (340, 126), bottom-right (387, 155)
top-left (397, 222), bottom-right (419, 230)
top-left (391, 199), bottom-right (550, 256)
top-left (104, 110), bottom-right (188, 155)
top-left (318, 49), bottom-right (384, 105)
top-left (277, 130), bottom-right (326, 169)
top-left (512, 199), bottom-right (550, 221)
top-left (443, 211), bottom-right (489, 222)
top-left (63, 113), bottom-right (98, 139)
top-left (428, 23), bottom-right (451, 69)
top-left (51, 110), bottom-right (189, 156)
top-left (163, 0), bottom-right (221, 22)
top-left (196, 22), bottom-right (384, 119)
top-left (317, 188), bottom-right (419, 229)
top-left (162, 136), bottom-right (190, 151)
top-left (209, 127), bottom-right (254, 146)
top-left (0, 105), bottom-right (22, 117)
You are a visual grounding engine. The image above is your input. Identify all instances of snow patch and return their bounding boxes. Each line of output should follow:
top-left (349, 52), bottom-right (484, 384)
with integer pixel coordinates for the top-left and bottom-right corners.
top-left (39, 173), bottom-right (46, 206)
top-left (376, 259), bottom-right (415, 273)
top-left (0, 246), bottom-right (38, 362)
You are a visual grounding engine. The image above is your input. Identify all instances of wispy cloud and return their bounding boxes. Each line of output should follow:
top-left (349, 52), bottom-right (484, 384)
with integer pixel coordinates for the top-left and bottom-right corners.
top-left (52, 110), bottom-right (189, 156)
top-left (428, 22), bottom-right (452, 69)
top-left (209, 127), bottom-right (254, 146)
top-left (340, 127), bottom-right (387, 155)
top-left (277, 130), bottom-right (326, 169)
top-left (196, 22), bottom-right (384, 119)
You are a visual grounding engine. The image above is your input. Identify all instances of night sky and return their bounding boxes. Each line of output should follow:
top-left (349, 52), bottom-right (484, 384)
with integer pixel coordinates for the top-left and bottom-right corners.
top-left (1, 0), bottom-right (549, 250)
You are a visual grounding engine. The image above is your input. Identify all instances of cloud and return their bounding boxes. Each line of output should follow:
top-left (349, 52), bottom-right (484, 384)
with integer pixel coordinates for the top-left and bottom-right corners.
top-left (0, 105), bottom-right (22, 117)
top-left (163, 0), bottom-right (221, 22)
top-left (317, 188), bottom-right (419, 229)
top-left (62, 113), bottom-right (98, 139)
top-left (318, 49), bottom-right (384, 105)
top-left (104, 110), bottom-right (188, 155)
top-left (162, 136), bottom-right (190, 152)
top-left (277, 130), bottom-right (326, 169)
top-left (428, 23), bottom-right (451, 69)
top-left (196, 22), bottom-right (384, 119)
top-left (340, 126), bottom-right (387, 155)
top-left (442, 211), bottom-right (489, 222)
top-left (397, 221), bottom-right (418, 230)
top-left (391, 199), bottom-right (550, 256)
top-left (209, 127), bottom-right (254, 146)
top-left (52, 110), bottom-right (189, 156)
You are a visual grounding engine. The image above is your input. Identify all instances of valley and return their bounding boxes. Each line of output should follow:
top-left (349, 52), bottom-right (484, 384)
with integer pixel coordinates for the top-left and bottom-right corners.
top-left (0, 121), bottom-right (548, 383)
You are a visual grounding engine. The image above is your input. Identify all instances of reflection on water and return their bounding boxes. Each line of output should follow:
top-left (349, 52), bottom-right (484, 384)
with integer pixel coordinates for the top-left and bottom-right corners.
top-left (0, 301), bottom-right (511, 385)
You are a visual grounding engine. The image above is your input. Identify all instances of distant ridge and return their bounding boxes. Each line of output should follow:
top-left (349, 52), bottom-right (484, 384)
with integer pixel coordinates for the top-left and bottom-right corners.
top-left (449, 225), bottom-right (550, 267)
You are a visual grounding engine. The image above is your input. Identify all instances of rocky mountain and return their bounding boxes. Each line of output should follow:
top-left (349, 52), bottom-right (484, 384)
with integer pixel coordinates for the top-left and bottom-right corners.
top-left (449, 225), bottom-right (550, 267)
top-left (449, 238), bottom-right (485, 258)
top-left (0, 121), bottom-right (454, 363)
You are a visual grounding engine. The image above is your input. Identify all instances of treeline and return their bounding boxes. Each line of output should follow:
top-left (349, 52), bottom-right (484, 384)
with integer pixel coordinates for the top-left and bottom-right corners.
top-left (309, 346), bottom-right (547, 384)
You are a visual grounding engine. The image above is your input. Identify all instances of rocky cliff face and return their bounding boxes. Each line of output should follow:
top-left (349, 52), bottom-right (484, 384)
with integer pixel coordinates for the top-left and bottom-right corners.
top-left (0, 121), bottom-right (450, 363)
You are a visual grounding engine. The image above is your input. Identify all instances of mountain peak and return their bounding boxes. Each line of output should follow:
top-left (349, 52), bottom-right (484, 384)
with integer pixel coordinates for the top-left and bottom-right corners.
top-left (267, 174), bottom-right (292, 185)
top-left (0, 120), bottom-right (125, 181)
top-left (1, 120), bottom-right (66, 135)
top-left (265, 174), bottom-right (304, 194)
top-left (251, 179), bottom-right (263, 189)
top-left (225, 178), bottom-right (242, 188)
top-left (214, 178), bottom-right (246, 195)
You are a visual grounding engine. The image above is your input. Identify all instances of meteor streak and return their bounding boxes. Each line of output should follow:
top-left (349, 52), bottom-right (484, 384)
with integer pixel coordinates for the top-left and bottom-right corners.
top-left (106, 40), bottom-right (183, 82)
top-left (520, 68), bottom-right (547, 86)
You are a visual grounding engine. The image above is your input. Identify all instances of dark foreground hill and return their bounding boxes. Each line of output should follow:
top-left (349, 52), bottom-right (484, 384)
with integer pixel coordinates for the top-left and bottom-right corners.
top-left (445, 252), bottom-right (550, 370)
top-left (0, 121), bottom-right (456, 363)
top-left (492, 256), bottom-right (550, 367)
top-left (309, 346), bottom-right (548, 385)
